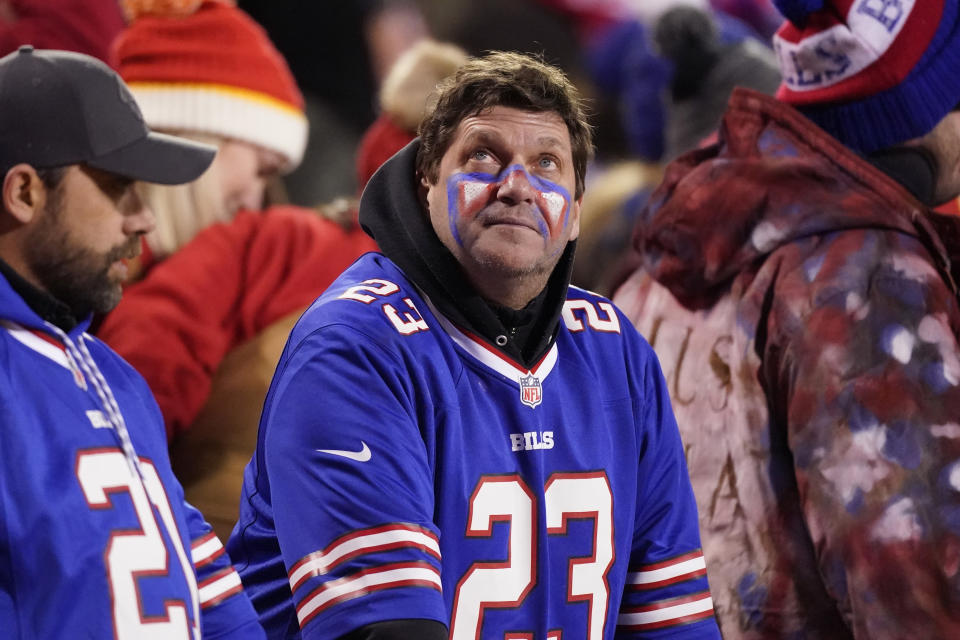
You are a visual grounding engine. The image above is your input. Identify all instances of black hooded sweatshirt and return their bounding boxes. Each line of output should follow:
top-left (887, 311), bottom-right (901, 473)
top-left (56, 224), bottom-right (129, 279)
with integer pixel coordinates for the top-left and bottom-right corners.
top-left (358, 140), bottom-right (577, 369)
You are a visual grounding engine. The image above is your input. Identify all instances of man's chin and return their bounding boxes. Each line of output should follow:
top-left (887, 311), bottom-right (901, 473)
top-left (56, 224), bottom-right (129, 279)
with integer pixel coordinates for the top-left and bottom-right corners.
top-left (83, 281), bottom-right (124, 315)
top-left (468, 247), bottom-right (553, 280)
top-left (99, 285), bottom-right (124, 314)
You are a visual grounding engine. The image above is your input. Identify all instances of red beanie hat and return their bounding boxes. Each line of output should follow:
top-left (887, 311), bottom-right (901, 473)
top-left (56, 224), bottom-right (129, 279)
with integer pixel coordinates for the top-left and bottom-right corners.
top-left (112, 0), bottom-right (307, 170)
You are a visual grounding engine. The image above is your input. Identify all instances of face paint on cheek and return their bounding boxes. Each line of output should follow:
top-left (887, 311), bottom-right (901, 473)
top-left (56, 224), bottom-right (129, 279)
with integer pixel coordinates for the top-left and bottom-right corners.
top-left (538, 191), bottom-right (568, 231)
top-left (527, 172), bottom-right (572, 240)
top-left (445, 172), bottom-right (498, 246)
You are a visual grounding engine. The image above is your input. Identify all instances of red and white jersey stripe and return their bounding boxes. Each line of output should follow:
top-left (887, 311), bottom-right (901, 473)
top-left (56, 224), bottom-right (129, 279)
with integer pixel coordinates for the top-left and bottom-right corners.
top-left (191, 533), bottom-right (242, 609)
top-left (618, 549), bottom-right (715, 632)
top-left (626, 549), bottom-right (708, 590)
top-left (287, 523), bottom-right (440, 594)
top-left (191, 532), bottom-right (227, 569)
top-left (0, 320), bottom-right (89, 388)
top-left (296, 561), bottom-right (441, 628)
top-left (618, 590), bottom-right (715, 631)
top-left (197, 566), bottom-right (244, 610)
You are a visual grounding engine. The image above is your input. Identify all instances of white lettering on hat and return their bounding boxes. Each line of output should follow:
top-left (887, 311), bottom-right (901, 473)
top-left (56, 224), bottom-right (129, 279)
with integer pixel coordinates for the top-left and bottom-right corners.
top-left (774, 0), bottom-right (914, 92)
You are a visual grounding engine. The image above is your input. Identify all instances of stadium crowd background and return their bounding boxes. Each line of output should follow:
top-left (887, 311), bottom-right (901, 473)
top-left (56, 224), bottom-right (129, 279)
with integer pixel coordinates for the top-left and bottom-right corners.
top-left (0, 0), bottom-right (791, 538)
top-left (0, 0), bottom-right (793, 296)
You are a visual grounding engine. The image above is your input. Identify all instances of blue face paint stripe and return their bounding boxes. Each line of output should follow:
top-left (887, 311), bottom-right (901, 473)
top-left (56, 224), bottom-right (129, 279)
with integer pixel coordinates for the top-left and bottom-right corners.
top-left (537, 218), bottom-right (549, 237)
top-left (444, 176), bottom-right (466, 246)
top-left (457, 170), bottom-right (501, 183)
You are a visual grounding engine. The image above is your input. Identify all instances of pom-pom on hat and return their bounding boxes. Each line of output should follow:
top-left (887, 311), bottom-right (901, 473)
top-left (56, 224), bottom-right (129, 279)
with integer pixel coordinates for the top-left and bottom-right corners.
top-left (772, 0), bottom-right (960, 152)
top-left (112, 0), bottom-right (307, 171)
top-left (355, 40), bottom-right (467, 191)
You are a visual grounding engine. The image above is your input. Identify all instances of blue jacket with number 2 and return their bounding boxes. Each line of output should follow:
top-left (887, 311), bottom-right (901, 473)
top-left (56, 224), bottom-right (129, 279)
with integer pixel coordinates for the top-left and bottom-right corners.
top-left (0, 270), bottom-right (265, 639)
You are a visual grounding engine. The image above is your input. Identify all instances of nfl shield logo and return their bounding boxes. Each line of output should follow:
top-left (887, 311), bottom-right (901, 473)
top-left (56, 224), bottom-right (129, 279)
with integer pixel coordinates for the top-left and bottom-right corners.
top-left (519, 374), bottom-right (542, 409)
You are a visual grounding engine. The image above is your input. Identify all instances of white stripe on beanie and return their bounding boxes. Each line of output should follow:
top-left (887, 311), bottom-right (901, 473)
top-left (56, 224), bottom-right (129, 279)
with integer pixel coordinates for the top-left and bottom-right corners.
top-left (130, 82), bottom-right (308, 171)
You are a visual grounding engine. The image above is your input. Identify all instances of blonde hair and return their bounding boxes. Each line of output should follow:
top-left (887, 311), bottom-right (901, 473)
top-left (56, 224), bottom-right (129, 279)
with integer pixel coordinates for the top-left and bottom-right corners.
top-left (380, 40), bottom-right (468, 131)
top-left (140, 132), bottom-right (227, 259)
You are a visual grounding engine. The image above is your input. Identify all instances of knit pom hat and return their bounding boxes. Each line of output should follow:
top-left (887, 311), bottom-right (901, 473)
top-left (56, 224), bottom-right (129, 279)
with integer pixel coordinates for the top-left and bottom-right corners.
top-left (112, 0), bottom-right (307, 171)
top-left (772, 0), bottom-right (960, 152)
top-left (355, 40), bottom-right (467, 191)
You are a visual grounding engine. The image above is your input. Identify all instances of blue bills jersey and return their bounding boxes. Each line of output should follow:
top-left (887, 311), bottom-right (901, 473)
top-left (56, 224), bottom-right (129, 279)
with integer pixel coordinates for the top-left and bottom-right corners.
top-left (0, 275), bottom-right (264, 639)
top-left (228, 253), bottom-right (719, 639)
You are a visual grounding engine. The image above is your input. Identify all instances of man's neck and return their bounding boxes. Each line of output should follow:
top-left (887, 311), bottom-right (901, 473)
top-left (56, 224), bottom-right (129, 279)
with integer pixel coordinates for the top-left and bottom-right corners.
top-left (470, 271), bottom-right (549, 311)
top-left (0, 258), bottom-right (78, 332)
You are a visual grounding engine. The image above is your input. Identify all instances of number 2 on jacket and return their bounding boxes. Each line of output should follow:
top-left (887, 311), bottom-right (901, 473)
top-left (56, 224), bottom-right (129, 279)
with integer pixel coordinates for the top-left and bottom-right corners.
top-left (76, 449), bottom-right (199, 640)
top-left (450, 472), bottom-right (614, 640)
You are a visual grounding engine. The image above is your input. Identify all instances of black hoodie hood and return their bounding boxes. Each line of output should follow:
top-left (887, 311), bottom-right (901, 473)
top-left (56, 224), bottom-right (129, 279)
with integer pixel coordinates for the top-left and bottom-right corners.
top-left (358, 139), bottom-right (576, 368)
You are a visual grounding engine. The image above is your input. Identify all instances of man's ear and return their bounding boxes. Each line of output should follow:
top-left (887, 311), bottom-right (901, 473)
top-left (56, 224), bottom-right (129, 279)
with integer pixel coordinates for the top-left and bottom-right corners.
top-left (2, 164), bottom-right (46, 225)
top-left (418, 171), bottom-right (432, 211)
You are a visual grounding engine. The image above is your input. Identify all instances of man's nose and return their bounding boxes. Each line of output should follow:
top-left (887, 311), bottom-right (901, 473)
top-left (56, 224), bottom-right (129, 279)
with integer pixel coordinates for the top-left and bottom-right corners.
top-left (496, 166), bottom-right (536, 205)
top-left (123, 186), bottom-right (155, 236)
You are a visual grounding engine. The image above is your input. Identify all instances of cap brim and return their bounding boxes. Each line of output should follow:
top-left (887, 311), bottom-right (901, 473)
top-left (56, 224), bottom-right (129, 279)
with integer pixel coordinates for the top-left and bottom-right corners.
top-left (86, 131), bottom-right (216, 185)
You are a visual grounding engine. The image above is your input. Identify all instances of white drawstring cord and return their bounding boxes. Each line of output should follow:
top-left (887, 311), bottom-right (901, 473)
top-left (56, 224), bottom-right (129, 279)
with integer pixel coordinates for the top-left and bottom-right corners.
top-left (45, 322), bottom-right (143, 477)
top-left (43, 322), bottom-right (201, 639)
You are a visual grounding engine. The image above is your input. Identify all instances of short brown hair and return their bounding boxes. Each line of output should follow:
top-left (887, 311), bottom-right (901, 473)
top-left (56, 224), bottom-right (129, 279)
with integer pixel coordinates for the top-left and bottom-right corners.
top-left (417, 51), bottom-right (593, 199)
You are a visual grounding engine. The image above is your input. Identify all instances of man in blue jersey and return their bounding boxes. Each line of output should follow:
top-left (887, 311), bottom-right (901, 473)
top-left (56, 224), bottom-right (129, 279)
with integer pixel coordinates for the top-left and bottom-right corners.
top-left (228, 51), bottom-right (720, 640)
top-left (0, 47), bottom-right (265, 638)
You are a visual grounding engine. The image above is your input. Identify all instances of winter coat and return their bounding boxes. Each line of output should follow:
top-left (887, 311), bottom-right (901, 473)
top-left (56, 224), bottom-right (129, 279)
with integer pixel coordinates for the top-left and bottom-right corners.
top-left (0, 268), bottom-right (265, 638)
top-left (614, 87), bottom-right (960, 639)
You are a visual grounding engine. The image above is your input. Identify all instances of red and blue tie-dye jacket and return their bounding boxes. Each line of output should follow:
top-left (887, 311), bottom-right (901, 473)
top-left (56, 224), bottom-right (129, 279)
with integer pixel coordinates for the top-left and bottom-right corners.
top-left (614, 87), bottom-right (960, 639)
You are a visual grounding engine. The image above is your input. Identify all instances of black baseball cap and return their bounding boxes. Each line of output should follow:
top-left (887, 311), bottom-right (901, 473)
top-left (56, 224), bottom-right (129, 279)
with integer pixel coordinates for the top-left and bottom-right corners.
top-left (0, 46), bottom-right (215, 184)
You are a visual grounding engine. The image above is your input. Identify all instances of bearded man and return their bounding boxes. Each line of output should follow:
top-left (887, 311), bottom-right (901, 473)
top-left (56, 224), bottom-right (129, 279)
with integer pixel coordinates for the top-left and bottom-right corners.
top-left (0, 46), bottom-right (266, 638)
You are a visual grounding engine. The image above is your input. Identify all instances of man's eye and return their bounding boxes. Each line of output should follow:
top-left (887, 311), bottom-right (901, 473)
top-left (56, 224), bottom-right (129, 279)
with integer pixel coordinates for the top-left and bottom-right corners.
top-left (471, 149), bottom-right (491, 161)
top-left (539, 157), bottom-right (558, 169)
top-left (105, 178), bottom-right (134, 200)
